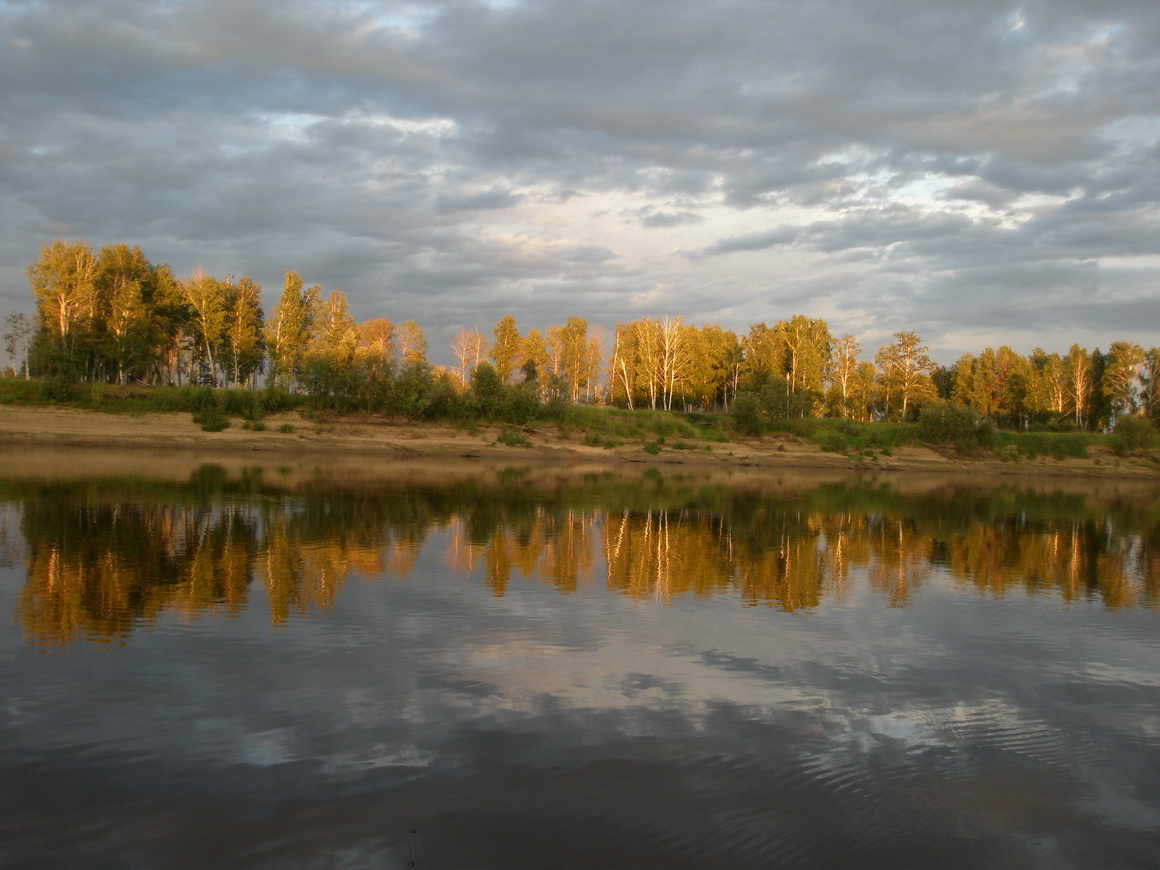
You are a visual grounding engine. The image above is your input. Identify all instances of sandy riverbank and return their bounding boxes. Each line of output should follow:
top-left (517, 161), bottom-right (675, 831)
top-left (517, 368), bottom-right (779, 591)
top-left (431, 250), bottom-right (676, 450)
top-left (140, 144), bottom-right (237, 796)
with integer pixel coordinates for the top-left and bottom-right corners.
top-left (1, 404), bottom-right (1158, 480)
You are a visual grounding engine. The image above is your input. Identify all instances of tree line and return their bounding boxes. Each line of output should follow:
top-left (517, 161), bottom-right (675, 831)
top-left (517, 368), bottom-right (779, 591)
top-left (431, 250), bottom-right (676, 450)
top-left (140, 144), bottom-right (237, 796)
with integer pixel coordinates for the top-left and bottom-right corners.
top-left (6, 238), bottom-right (1160, 430)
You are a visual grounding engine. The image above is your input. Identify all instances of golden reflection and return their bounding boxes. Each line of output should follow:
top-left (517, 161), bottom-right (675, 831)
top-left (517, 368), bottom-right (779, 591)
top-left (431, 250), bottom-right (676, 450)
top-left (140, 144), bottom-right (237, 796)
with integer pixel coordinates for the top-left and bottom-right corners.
top-left (6, 472), bottom-right (1159, 644)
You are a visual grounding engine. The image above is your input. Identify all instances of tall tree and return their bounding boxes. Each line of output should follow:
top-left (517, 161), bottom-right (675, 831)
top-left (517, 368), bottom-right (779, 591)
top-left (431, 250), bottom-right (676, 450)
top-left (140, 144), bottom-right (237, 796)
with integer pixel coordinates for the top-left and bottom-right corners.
top-left (520, 329), bottom-right (550, 396)
top-left (740, 322), bottom-right (785, 390)
top-left (608, 322), bottom-right (638, 410)
top-left (353, 318), bottom-right (397, 409)
top-left (876, 331), bottom-right (936, 421)
top-left (1064, 344), bottom-right (1093, 429)
top-left (94, 243), bottom-right (156, 384)
top-left (397, 320), bottom-right (429, 370)
top-left (828, 334), bottom-right (862, 418)
top-left (658, 315), bottom-right (689, 411)
top-left (1028, 348), bottom-right (1067, 426)
top-left (179, 269), bottom-right (229, 385)
top-left (301, 289), bottom-right (357, 404)
top-left (1140, 347), bottom-right (1160, 426)
top-left (265, 271), bottom-right (319, 391)
top-left (634, 318), bottom-right (664, 410)
top-left (490, 315), bottom-right (521, 384)
top-left (697, 324), bottom-right (742, 411)
top-left (1101, 340), bottom-right (1144, 424)
top-left (450, 327), bottom-right (487, 386)
top-left (356, 319), bottom-right (396, 376)
top-left (221, 276), bottom-right (265, 388)
top-left (27, 239), bottom-right (98, 356)
top-left (776, 315), bottom-right (833, 414)
top-left (3, 312), bottom-right (33, 379)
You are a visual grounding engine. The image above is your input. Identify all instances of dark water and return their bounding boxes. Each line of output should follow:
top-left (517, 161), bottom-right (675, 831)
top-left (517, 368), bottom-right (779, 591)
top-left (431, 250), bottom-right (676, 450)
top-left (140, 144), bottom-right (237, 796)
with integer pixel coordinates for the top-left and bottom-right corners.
top-left (1, 454), bottom-right (1159, 869)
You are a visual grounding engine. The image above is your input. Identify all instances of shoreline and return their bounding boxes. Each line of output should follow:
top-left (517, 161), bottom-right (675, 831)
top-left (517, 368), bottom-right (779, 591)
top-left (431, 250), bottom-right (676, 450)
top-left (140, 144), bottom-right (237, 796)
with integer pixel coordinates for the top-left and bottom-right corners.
top-left (1, 404), bottom-right (1159, 480)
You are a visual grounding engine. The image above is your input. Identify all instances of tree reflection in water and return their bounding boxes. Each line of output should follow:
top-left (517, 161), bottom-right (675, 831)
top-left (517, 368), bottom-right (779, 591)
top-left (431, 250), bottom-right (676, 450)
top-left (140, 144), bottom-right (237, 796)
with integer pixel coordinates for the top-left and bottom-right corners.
top-left (4, 468), bottom-right (1158, 644)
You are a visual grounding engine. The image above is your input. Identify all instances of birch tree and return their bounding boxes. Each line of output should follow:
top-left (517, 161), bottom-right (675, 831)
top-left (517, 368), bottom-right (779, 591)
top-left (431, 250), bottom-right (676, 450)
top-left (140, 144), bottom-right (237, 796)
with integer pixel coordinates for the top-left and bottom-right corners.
top-left (1064, 344), bottom-right (1093, 429)
top-left (178, 269), bottom-right (230, 385)
top-left (1102, 340), bottom-right (1144, 424)
top-left (609, 322), bottom-right (638, 409)
top-left (451, 327), bottom-right (487, 386)
top-left (1140, 347), bottom-right (1160, 426)
top-left (265, 271), bottom-right (320, 391)
top-left (875, 331), bottom-right (936, 421)
top-left (828, 333), bottom-right (861, 418)
top-left (397, 320), bottom-right (429, 370)
top-left (221, 276), bottom-right (265, 388)
top-left (3, 313), bottom-right (33, 379)
top-left (490, 315), bottom-right (521, 384)
top-left (776, 315), bottom-right (833, 412)
top-left (27, 239), bottom-right (98, 354)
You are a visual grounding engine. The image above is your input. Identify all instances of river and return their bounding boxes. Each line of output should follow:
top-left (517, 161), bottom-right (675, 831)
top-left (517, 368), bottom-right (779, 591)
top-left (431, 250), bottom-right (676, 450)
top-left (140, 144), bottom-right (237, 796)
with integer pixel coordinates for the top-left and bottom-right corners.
top-left (1, 450), bottom-right (1158, 869)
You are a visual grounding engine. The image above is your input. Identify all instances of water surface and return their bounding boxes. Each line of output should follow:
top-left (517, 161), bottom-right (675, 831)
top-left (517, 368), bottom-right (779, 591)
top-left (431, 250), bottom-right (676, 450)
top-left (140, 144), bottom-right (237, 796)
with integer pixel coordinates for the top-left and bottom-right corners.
top-left (1, 452), bottom-right (1158, 869)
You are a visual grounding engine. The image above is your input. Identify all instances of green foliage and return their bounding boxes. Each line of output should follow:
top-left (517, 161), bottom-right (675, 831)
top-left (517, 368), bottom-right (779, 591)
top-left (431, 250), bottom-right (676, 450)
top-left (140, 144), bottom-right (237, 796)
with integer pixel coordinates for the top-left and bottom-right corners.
top-left (561, 406), bottom-right (703, 445)
top-left (776, 418), bottom-right (914, 454)
top-left (392, 364), bottom-right (434, 419)
top-left (583, 432), bottom-right (618, 448)
top-left (496, 425), bottom-right (531, 447)
top-left (1110, 414), bottom-right (1156, 455)
top-left (916, 402), bottom-right (995, 450)
top-left (187, 386), bottom-right (217, 413)
top-left (731, 391), bottom-right (764, 436)
top-left (643, 442), bottom-right (662, 454)
top-left (505, 384), bottom-right (541, 425)
top-left (192, 408), bottom-right (229, 432)
top-left (470, 361), bottom-right (504, 419)
top-left (994, 430), bottom-right (1094, 460)
top-left (217, 389), bottom-right (261, 420)
top-left (0, 379), bottom-right (39, 403)
top-left (759, 380), bottom-right (817, 420)
top-left (278, 423), bottom-right (295, 434)
top-left (422, 372), bottom-right (467, 421)
top-left (36, 372), bottom-right (76, 402)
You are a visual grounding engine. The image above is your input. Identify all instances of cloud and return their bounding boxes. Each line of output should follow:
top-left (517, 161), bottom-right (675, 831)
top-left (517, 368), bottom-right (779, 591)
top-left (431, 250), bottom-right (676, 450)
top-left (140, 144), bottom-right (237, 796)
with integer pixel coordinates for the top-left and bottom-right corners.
top-left (695, 227), bottom-right (800, 258)
top-left (3, 0), bottom-right (1160, 362)
top-left (639, 210), bottom-right (703, 229)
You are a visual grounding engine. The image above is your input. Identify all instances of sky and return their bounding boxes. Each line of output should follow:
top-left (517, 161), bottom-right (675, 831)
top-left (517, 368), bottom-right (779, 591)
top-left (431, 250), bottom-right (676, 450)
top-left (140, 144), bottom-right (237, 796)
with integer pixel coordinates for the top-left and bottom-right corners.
top-left (2, 0), bottom-right (1159, 367)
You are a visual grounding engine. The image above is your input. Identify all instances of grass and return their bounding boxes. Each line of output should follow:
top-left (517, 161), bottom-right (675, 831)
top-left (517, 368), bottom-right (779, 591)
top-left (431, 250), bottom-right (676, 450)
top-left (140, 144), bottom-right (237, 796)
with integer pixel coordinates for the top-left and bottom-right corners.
top-left (0, 379), bottom-right (39, 404)
top-left (772, 417), bottom-right (916, 454)
top-left (993, 430), bottom-right (1097, 460)
top-left (496, 425), bottom-right (531, 447)
top-left (559, 405), bottom-right (732, 445)
top-left (191, 409), bottom-right (229, 432)
top-left (0, 380), bottom-right (307, 419)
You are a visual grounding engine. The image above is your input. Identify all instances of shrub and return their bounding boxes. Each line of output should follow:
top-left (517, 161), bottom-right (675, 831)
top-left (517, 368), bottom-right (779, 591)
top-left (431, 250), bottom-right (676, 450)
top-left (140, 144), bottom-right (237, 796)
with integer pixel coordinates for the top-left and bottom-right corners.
top-left (185, 386), bottom-right (217, 413)
top-left (643, 441), bottom-right (662, 455)
top-left (917, 402), bottom-right (976, 444)
top-left (192, 409), bottom-right (229, 432)
top-left (496, 425), bottom-right (530, 447)
top-left (37, 372), bottom-right (75, 402)
top-left (731, 392), bottom-right (763, 436)
top-left (1111, 414), bottom-right (1155, 455)
top-left (917, 402), bottom-right (995, 450)
top-left (221, 389), bottom-right (265, 421)
top-left (813, 429), bottom-right (843, 453)
top-left (505, 384), bottom-right (541, 425)
top-left (470, 362), bottom-right (504, 419)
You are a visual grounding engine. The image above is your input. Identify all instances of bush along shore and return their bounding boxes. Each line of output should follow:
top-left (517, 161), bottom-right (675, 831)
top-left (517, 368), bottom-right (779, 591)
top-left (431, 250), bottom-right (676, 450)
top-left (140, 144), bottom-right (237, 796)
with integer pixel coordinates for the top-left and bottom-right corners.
top-left (2, 377), bottom-right (1159, 476)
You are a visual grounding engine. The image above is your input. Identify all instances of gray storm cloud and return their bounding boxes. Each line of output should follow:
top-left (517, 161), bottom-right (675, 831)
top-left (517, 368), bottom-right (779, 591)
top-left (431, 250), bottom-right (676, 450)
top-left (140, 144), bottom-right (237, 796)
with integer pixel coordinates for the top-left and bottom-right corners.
top-left (2, 0), bottom-right (1158, 361)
